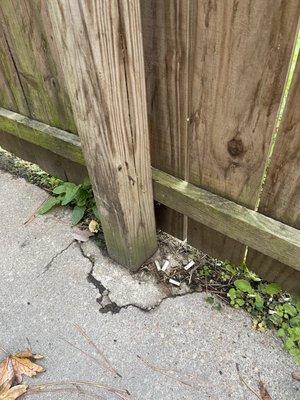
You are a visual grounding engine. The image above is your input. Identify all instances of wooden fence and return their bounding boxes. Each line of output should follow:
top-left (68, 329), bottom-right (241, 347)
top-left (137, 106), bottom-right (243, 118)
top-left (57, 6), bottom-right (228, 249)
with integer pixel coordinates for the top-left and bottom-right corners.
top-left (0, 1), bottom-right (299, 293)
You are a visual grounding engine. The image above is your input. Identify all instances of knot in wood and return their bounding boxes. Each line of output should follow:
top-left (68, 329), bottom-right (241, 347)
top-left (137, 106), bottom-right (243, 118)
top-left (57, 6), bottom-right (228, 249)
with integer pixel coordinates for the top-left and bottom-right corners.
top-left (227, 138), bottom-right (244, 157)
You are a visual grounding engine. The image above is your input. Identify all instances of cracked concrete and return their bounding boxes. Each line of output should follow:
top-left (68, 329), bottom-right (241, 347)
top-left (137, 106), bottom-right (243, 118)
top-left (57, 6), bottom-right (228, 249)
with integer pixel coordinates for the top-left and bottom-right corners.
top-left (81, 240), bottom-right (192, 313)
top-left (1, 169), bottom-right (300, 400)
top-left (38, 240), bottom-right (75, 277)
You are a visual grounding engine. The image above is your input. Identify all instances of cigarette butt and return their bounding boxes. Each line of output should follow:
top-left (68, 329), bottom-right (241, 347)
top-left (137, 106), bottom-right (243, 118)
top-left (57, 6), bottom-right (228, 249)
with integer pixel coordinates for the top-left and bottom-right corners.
top-left (184, 260), bottom-right (195, 270)
top-left (169, 278), bottom-right (180, 287)
top-left (162, 260), bottom-right (170, 272)
top-left (155, 260), bottom-right (161, 271)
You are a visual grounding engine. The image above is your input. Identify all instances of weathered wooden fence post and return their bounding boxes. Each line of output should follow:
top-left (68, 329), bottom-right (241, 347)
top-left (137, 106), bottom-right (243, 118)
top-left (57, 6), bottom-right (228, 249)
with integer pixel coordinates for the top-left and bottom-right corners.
top-left (47, 0), bottom-right (157, 269)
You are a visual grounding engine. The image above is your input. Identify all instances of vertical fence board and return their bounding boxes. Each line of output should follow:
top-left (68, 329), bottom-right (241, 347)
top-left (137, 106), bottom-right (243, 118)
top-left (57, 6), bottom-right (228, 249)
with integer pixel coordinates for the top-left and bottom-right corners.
top-left (48, 0), bottom-right (157, 268)
top-left (0, 26), bottom-right (29, 115)
top-left (0, 0), bottom-right (76, 131)
top-left (0, 0), bottom-right (82, 180)
top-left (141, 0), bottom-right (189, 239)
top-left (247, 54), bottom-right (300, 294)
top-left (187, 0), bottom-right (300, 264)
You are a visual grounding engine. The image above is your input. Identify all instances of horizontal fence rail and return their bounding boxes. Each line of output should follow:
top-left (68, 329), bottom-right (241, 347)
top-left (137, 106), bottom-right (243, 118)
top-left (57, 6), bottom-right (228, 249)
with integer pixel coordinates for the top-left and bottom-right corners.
top-left (0, 107), bottom-right (299, 273)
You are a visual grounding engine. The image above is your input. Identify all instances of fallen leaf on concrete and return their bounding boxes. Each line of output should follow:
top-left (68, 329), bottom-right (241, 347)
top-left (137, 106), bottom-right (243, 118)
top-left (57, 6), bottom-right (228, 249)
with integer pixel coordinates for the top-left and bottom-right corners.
top-left (88, 220), bottom-right (99, 233)
top-left (0, 349), bottom-right (44, 385)
top-left (0, 382), bottom-right (28, 400)
top-left (73, 230), bottom-right (94, 242)
top-left (292, 371), bottom-right (300, 381)
top-left (258, 381), bottom-right (272, 400)
top-left (0, 359), bottom-right (14, 387)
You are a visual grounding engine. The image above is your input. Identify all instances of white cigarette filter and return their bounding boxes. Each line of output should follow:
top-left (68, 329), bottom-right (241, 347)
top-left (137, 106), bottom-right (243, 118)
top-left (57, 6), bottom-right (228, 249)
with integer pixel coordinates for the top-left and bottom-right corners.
top-left (155, 260), bottom-right (161, 271)
top-left (169, 278), bottom-right (180, 287)
top-left (162, 260), bottom-right (170, 272)
top-left (184, 260), bottom-right (195, 271)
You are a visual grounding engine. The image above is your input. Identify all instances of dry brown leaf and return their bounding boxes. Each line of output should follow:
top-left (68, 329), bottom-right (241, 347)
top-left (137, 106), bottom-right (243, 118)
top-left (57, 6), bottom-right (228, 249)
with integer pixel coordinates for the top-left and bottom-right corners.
top-left (0, 359), bottom-right (14, 387)
top-left (258, 381), bottom-right (272, 400)
top-left (0, 349), bottom-right (44, 385)
top-left (73, 230), bottom-right (94, 242)
top-left (0, 382), bottom-right (28, 400)
top-left (12, 350), bottom-right (43, 360)
top-left (292, 371), bottom-right (300, 381)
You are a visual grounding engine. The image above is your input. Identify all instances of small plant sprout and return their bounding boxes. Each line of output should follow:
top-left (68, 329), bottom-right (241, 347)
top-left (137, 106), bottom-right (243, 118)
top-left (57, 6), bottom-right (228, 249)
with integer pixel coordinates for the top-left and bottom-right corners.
top-left (38, 177), bottom-right (100, 226)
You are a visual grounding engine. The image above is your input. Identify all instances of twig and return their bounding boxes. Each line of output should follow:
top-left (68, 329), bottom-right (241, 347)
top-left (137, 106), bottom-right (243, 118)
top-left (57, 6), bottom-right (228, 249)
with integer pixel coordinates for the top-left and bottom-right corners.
top-left (23, 196), bottom-right (50, 225)
top-left (137, 355), bottom-right (205, 390)
top-left (62, 337), bottom-right (106, 370)
top-left (75, 324), bottom-right (121, 377)
top-left (0, 346), bottom-right (8, 355)
top-left (30, 380), bottom-right (130, 400)
top-left (236, 363), bottom-right (261, 400)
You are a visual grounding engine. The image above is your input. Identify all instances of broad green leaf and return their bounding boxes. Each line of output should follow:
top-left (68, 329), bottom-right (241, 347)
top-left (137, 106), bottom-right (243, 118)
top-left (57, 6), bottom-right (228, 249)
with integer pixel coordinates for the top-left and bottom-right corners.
top-left (284, 338), bottom-right (296, 350)
top-left (53, 183), bottom-right (70, 194)
top-left (71, 206), bottom-right (86, 225)
top-left (234, 279), bottom-right (253, 293)
top-left (290, 315), bottom-right (300, 327)
top-left (289, 348), bottom-right (300, 356)
top-left (265, 282), bottom-right (281, 296)
top-left (228, 288), bottom-right (236, 301)
top-left (61, 184), bottom-right (80, 205)
top-left (75, 188), bottom-right (89, 207)
top-left (255, 293), bottom-right (264, 309)
top-left (288, 326), bottom-right (300, 341)
top-left (268, 314), bottom-right (282, 326)
top-left (283, 303), bottom-right (297, 317)
top-left (38, 196), bottom-right (61, 214)
top-left (277, 328), bottom-right (286, 338)
top-left (236, 298), bottom-right (245, 307)
top-left (294, 354), bottom-right (300, 365)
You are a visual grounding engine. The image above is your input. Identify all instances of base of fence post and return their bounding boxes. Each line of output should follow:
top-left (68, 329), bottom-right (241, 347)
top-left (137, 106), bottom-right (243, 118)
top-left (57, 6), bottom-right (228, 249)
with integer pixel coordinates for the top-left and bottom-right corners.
top-left (48, 0), bottom-right (157, 269)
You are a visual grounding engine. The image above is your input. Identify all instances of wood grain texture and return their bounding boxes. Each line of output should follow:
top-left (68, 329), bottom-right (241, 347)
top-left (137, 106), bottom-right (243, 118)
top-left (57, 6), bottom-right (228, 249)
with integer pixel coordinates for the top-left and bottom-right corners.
top-left (141, 0), bottom-right (190, 239)
top-left (247, 54), bottom-right (300, 294)
top-left (0, 26), bottom-right (29, 115)
top-left (0, 0), bottom-right (76, 131)
top-left (153, 168), bottom-right (300, 271)
top-left (0, 0), bottom-right (79, 179)
top-left (47, 0), bottom-right (157, 268)
top-left (187, 0), bottom-right (300, 264)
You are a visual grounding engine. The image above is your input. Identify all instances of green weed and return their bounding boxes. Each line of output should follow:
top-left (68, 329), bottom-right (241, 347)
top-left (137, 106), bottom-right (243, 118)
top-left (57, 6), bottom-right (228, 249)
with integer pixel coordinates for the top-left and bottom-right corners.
top-left (38, 178), bottom-right (100, 225)
top-left (201, 261), bottom-right (300, 364)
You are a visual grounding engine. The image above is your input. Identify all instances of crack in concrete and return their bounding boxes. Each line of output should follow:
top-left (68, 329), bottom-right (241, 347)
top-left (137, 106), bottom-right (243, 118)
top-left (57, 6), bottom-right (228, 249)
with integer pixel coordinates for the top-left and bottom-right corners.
top-left (78, 242), bottom-right (123, 314)
top-left (78, 242), bottom-right (198, 314)
top-left (38, 240), bottom-right (75, 277)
